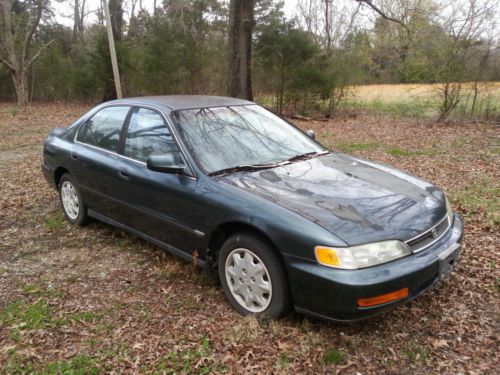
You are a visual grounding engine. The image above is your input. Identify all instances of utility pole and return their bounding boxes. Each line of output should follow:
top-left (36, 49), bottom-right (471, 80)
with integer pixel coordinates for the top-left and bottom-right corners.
top-left (102, 0), bottom-right (122, 99)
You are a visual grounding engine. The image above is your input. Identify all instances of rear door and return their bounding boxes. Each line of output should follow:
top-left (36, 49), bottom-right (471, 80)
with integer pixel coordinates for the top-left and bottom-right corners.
top-left (113, 106), bottom-right (202, 253)
top-left (72, 105), bottom-right (132, 220)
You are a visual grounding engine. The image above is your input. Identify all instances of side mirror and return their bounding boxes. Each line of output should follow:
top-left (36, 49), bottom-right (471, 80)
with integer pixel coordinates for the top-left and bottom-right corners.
top-left (305, 130), bottom-right (316, 140)
top-left (147, 153), bottom-right (186, 174)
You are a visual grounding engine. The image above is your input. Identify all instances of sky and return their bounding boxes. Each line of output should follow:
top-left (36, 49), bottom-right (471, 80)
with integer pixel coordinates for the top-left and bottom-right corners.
top-left (51, 0), bottom-right (301, 27)
top-left (51, 0), bottom-right (499, 40)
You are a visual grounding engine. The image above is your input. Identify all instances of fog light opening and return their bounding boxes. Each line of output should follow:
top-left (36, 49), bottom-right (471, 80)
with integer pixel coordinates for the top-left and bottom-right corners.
top-left (357, 287), bottom-right (409, 308)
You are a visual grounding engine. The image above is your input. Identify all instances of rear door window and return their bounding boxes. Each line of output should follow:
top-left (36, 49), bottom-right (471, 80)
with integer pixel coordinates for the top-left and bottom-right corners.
top-left (77, 106), bottom-right (131, 152)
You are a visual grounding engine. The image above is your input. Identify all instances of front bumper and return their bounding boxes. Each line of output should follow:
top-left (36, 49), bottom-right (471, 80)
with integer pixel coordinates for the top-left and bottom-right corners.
top-left (285, 214), bottom-right (464, 322)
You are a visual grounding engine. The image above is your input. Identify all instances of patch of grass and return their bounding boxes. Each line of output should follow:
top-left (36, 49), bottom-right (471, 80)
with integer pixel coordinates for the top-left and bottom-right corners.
top-left (154, 261), bottom-right (182, 280)
top-left (154, 336), bottom-right (214, 374)
top-left (492, 278), bottom-right (500, 294)
top-left (374, 339), bottom-right (387, 349)
top-left (455, 177), bottom-right (500, 226)
top-left (21, 282), bottom-right (64, 299)
top-left (10, 328), bottom-right (22, 342)
top-left (43, 354), bottom-right (101, 375)
top-left (2, 350), bottom-right (37, 374)
top-left (175, 294), bottom-right (201, 312)
top-left (189, 268), bottom-right (213, 286)
top-left (336, 141), bottom-right (380, 153)
top-left (94, 322), bottom-right (117, 335)
top-left (403, 344), bottom-right (429, 364)
top-left (17, 249), bottom-right (33, 258)
top-left (322, 348), bottom-right (346, 366)
top-left (113, 301), bottom-right (126, 310)
top-left (0, 266), bottom-right (8, 276)
top-left (10, 107), bottom-right (19, 117)
top-left (277, 352), bottom-right (292, 369)
top-left (298, 329), bottom-right (326, 356)
top-left (44, 213), bottom-right (65, 230)
top-left (0, 300), bottom-right (59, 330)
top-left (66, 274), bottom-right (79, 283)
top-left (68, 311), bottom-right (102, 323)
top-left (345, 97), bottom-right (435, 118)
top-left (225, 316), bottom-right (262, 345)
top-left (86, 337), bottom-right (98, 350)
top-left (22, 283), bottom-right (43, 295)
top-left (386, 147), bottom-right (439, 157)
top-left (387, 148), bottom-right (414, 157)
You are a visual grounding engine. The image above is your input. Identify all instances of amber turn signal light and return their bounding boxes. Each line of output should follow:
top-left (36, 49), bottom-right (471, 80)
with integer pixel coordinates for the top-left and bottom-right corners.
top-left (357, 287), bottom-right (409, 308)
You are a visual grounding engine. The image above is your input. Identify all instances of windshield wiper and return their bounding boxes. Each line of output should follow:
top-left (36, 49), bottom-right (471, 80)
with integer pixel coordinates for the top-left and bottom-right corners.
top-left (286, 150), bottom-right (329, 163)
top-left (208, 163), bottom-right (280, 177)
top-left (209, 151), bottom-right (328, 177)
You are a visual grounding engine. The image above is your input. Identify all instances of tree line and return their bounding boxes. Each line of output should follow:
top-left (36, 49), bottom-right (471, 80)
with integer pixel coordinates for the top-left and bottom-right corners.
top-left (0, 0), bottom-right (499, 120)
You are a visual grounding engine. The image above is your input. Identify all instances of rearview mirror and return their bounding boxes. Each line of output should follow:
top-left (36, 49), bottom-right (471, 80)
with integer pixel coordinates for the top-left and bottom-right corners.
top-left (147, 153), bottom-right (186, 174)
top-left (306, 130), bottom-right (316, 140)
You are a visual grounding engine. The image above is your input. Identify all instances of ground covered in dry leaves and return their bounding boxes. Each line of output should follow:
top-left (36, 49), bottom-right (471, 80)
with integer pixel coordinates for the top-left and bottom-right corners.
top-left (0, 103), bottom-right (498, 374)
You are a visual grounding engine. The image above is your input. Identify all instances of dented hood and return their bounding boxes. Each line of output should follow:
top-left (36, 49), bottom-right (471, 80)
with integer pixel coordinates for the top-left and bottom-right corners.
top-left (219, 153), bottom-right (447, 245)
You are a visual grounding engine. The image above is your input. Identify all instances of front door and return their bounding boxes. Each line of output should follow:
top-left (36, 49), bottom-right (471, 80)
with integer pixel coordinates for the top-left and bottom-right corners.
top-left (113, 107), bottom-right (202, 253)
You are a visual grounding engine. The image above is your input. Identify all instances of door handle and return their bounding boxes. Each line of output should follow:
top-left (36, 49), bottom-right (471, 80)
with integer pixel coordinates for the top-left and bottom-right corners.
top-left (71, 152), bottom-right (78, 160)
top-left (117, 169), bottom-right (130, 181)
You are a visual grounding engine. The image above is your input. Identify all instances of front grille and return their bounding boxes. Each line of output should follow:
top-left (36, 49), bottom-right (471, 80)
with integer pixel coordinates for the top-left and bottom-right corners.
top-left (406, 215), bottom-right (450, 253)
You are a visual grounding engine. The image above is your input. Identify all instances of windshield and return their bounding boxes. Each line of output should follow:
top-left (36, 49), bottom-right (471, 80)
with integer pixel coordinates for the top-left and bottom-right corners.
top-left (172, 105), bottom-right (325, 174)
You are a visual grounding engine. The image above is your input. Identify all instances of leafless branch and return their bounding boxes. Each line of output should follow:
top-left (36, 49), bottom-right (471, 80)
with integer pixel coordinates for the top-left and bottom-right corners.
top-left (22, 0), bottom-right (44, 64)
top-left (28, 39), bottom-right (54, 68)
top-left (1, 0), bottom-right (18, 69)
top-left (355, 0), bottom-right (409, 32)
top-left (0, 54), bottom-right (15, 71)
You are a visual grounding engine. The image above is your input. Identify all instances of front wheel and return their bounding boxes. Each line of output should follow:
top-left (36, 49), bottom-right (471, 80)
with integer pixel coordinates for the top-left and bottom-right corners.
top-left (59, 173), bottom-right (89, 226)
top-left (218, 232), bottom-right (292, 319)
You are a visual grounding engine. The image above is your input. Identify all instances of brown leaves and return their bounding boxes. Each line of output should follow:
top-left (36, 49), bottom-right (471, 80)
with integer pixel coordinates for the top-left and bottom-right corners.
top-left (430, 339), bottom-right (449, 349)
top-left (0, 104), bottom-right (499, 374)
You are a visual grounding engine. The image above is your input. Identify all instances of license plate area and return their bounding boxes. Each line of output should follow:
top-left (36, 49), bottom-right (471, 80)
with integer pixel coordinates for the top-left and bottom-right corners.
top-left (438, 243), bottom-right (461, 280)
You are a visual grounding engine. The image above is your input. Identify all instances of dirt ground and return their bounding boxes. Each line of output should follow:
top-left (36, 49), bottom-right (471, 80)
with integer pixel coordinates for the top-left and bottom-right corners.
top-left (0, 103), bottom-right (498, 374)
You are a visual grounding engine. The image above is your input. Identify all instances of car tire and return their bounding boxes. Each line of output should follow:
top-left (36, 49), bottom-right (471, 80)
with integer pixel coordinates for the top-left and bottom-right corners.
top-left (58, 173), bottom-right (89, 226)
top-left (218, 231), bottom-right (292, 319)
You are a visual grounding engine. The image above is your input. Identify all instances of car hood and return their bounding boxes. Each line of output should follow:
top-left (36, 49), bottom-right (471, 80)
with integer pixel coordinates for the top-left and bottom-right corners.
top-left (218, 153), bottom-right (447, 245)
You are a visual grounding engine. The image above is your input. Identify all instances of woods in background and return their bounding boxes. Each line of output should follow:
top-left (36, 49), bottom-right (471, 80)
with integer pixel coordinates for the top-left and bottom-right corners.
top-left (0, 0), bottom-right (499, 121)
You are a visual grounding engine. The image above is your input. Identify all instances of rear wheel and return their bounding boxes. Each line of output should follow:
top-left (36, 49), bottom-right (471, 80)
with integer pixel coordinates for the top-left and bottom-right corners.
top-left (218, 232), bottom-right (292, 319)
top-left (58, 173), bottom-right (88, 226)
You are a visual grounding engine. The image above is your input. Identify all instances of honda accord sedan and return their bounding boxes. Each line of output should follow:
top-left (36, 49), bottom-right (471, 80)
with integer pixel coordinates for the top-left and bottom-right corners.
top-left (42, 96), bottom-right (463, 322)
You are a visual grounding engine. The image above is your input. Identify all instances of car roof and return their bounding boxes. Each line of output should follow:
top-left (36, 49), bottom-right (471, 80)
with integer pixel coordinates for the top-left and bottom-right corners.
top-left (108, 95), bottom-right (254, 111)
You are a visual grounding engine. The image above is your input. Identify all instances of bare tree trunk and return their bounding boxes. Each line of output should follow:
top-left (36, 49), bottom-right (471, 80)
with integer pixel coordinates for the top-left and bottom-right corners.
top-left (73, 0), bottom-right (80, 37)
top-left (11, 70), bottom-right (28, 107)
top-left (131, 0), bottom-right (137, 18)
top-left (438, 82), bottom-right (461, 122)
top-left (109, 0), bottom-right (123, 42)
top-left (0, 0), bottom-right (53, 106)
top-left (307, 0), bottom-right (313, 32)
top-left (228, 0), bottom-right (254, 100)
top-left (470, 82), bottom-right (479, 116)
top-left (73, 0), bottom-right (86, 38)
top-left (324, 0), bottom-right (331, 50)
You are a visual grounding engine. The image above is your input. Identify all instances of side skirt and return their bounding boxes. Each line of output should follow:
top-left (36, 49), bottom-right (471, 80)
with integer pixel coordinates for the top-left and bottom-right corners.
top-left (88, 209), bottom-right (206, 268)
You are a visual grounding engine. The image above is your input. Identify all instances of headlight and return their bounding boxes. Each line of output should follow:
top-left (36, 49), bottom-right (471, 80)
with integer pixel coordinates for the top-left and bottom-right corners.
top-left (315, 241), bottom-right (411, 270)
top-left (445, 196), bottom-right (454, 225)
